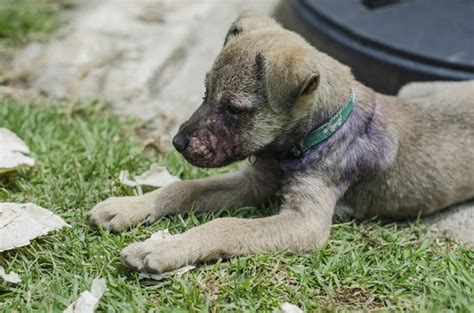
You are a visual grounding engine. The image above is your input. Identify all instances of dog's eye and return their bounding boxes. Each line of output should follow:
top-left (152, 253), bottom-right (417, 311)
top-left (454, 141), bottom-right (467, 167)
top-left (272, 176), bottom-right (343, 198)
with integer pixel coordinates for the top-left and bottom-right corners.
top-left (226, 105), bottom-right (245, 116)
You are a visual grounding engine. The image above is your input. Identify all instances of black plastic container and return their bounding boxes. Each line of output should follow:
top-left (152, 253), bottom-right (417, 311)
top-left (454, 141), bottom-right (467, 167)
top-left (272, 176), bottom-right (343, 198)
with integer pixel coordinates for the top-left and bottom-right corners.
top-left (275, 0), bottom-right (474, 94)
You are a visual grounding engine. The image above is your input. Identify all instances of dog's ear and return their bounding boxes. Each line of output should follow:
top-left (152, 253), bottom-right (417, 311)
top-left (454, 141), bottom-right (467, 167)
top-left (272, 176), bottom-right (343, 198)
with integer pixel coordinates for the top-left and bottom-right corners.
top-left (256, 52), bottom-right (320, 111)
top-left (223, 22), bottom-right (243, 47)
top-left (224, 11), bottom-right (280, 46)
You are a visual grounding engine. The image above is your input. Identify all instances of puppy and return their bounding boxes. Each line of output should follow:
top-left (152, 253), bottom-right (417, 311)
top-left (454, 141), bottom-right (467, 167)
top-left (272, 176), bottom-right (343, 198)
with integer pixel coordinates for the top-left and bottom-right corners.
top-left (89, 11), bottom-right (474, 273)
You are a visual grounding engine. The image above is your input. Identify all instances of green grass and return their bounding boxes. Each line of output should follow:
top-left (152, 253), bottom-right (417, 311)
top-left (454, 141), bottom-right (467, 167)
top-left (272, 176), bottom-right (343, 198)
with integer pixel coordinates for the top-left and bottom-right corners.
top-left (0, 0), bottom-right (69, 47)
top-left (0, 98), bottom-right (473, 312)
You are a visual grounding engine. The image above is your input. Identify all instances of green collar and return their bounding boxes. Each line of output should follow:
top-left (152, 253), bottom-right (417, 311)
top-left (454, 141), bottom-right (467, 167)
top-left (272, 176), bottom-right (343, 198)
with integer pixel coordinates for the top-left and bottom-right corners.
top-left (291, 90), bottom-right (356, 157)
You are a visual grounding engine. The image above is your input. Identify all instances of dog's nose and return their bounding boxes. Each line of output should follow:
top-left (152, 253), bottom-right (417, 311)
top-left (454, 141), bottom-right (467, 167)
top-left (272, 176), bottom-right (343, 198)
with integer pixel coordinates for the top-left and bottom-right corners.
top-left (172, 134), bottom-right (189, 152)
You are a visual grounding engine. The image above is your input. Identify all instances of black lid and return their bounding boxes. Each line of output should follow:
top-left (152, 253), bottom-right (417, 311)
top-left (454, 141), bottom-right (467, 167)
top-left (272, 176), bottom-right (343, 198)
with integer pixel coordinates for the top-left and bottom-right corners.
top-left (297, 0), bottom-right (474, 78)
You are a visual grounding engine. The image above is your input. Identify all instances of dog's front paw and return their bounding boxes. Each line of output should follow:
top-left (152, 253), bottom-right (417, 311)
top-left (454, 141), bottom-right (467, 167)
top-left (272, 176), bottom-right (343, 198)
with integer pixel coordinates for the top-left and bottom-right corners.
top-left (121, 236), bottom-right (191, 273)
top-left (89, 195), bottom-right (158, 232)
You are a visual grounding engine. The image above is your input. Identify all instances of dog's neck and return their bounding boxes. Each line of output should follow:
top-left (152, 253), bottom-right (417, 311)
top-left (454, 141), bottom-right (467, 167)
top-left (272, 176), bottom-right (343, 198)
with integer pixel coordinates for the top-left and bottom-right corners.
top-left (290, 89), bottom-right (357, 157)
top-left (258, 86), bottom-right (358, 158)
top-left (275, 84), bottom-right (397, 184)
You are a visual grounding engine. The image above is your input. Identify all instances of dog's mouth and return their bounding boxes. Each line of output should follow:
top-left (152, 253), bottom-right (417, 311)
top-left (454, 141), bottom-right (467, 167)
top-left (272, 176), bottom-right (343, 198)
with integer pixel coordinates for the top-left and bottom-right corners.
top-left (182, 150), bottom-right (231, 168)
top-left (176, 132), bottom-right (245, 168)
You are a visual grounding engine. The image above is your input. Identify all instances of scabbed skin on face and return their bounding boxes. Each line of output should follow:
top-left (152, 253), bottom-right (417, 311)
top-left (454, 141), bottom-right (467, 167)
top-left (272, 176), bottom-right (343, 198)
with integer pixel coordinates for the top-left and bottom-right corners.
top-left (175, 88), bottom-right (269, 168)
top-left (174, 43), bottom-right (276, 168)
top-left (183, 98), bottom-right (248, 168)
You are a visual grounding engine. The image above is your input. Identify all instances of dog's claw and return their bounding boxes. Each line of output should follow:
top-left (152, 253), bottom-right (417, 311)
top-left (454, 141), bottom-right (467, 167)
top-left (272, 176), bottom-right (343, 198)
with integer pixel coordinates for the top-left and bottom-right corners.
top-left (88, 196), bottom-right (158, 232)
top-left (120, 243), bottom-right (150, 271)
top-left (121, 236), bottom-right (191, 274)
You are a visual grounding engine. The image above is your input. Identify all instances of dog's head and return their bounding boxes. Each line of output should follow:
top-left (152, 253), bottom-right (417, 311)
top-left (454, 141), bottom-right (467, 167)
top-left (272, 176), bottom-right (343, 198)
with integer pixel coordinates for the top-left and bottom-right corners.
top-left (173, 11), bottom-right (352, 167)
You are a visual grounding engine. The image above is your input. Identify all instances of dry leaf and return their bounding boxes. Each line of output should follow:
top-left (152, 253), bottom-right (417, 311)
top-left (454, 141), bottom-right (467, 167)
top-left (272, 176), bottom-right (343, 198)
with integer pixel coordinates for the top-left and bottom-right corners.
top-left (64, 278), bottom-right (107, 313)
top-left (0, 203), bottom-right (69, 252)
top-left (138, 229), bottom-right (195, 281)
top-left (0, 128), bottom-right (35, 173)
top-left (281, 302), bottom-right (304, 313)
top-left (119, 163), bottom-right (179, 188)
top-left (0, 266), bottom-right (21, 284)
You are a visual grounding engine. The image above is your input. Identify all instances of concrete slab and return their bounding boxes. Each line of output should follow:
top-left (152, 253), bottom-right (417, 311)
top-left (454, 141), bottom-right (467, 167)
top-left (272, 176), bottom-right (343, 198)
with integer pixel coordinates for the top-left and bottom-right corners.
top-left (423, 202), bottom-right (474, 248)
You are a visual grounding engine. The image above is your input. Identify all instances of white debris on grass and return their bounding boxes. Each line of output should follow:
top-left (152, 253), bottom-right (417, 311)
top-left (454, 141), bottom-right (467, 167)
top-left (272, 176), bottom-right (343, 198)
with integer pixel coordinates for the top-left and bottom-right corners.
top-left (150, 229), bottom-right (172, 240)
top-left (64, 278), bottom-right (107, 313)
top-left (281, 302), bottom-right (304, 313)
top-left (119, 163), bottom-right (179, 188)
top-left (138, 229), bottom-right (196, 281)
top-left (0, 266), bottom-right (21, 284)
top-left (0, 128), bottom-right (35, 173)
top-left (139, 265), bottom-right (196, 281)
top-left (0, 203), bottom-right (69, 252)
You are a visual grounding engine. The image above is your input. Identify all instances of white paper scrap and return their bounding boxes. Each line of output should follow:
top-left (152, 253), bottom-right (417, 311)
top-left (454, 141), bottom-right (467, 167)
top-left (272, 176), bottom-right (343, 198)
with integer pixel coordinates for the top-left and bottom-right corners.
top-left (281, 302), bottom-right (304, 313)
top-left (0, 203), bottom-right (69, 252)
top-left (119, 163), bottom-right (179, 188)
top-left (0, 266), bottom-right (21, 284)
top-left (0, 128), bottom-right (35, 173)
top-left (138, 229), bottom-right (195, 281)
top-left (64, 278), bottom-right (107, 313)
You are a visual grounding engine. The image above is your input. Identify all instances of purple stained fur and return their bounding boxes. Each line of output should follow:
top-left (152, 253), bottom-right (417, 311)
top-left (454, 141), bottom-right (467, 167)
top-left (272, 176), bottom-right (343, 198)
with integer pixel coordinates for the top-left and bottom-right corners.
top-left (279, 94), bottom-right (397, 197)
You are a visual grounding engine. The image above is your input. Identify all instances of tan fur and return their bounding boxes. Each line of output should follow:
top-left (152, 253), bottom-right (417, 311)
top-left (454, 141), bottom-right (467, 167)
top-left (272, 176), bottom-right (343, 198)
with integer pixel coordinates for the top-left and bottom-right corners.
top-left (89, 159), bottom-right (281, 231)
top-left (89, 12), bottom-right (474, 274)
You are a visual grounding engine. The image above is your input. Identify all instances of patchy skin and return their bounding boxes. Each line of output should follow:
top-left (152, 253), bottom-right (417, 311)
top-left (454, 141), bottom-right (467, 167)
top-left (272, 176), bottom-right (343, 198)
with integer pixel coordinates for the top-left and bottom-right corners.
top-left (183, 109), bottom-right (238, 168)
top-left (178, 91), bottom-right (262, 168)
top-left (177, 54), bottom-right (272, 168)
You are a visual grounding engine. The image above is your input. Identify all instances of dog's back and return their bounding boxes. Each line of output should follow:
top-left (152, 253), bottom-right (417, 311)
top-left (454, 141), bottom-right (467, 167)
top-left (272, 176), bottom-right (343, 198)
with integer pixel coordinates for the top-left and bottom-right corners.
top-left (344, 80), bottom-right (474, 219)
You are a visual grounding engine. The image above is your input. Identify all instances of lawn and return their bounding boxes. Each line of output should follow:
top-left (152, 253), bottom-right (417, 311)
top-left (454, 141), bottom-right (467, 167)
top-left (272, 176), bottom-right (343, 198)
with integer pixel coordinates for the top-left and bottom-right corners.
top-left (0, 0), bottom-right (71, 84)
top-left (0, 97), bottom-right (473, 312)
top-left (0, 0), bottom-right (70, 47)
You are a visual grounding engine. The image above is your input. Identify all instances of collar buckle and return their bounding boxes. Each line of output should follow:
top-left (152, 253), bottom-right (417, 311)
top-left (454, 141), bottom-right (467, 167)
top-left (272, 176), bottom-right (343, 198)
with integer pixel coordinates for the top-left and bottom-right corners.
top-left (291, 143), bottom-right (304, 157)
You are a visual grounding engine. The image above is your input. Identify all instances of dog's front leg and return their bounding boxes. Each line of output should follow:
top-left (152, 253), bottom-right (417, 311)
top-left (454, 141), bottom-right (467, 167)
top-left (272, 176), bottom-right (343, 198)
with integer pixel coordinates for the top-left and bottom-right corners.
top-left (89, 159), bottom-right (280, 231)
top-left (121, 175), bottom-right (337, 273)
